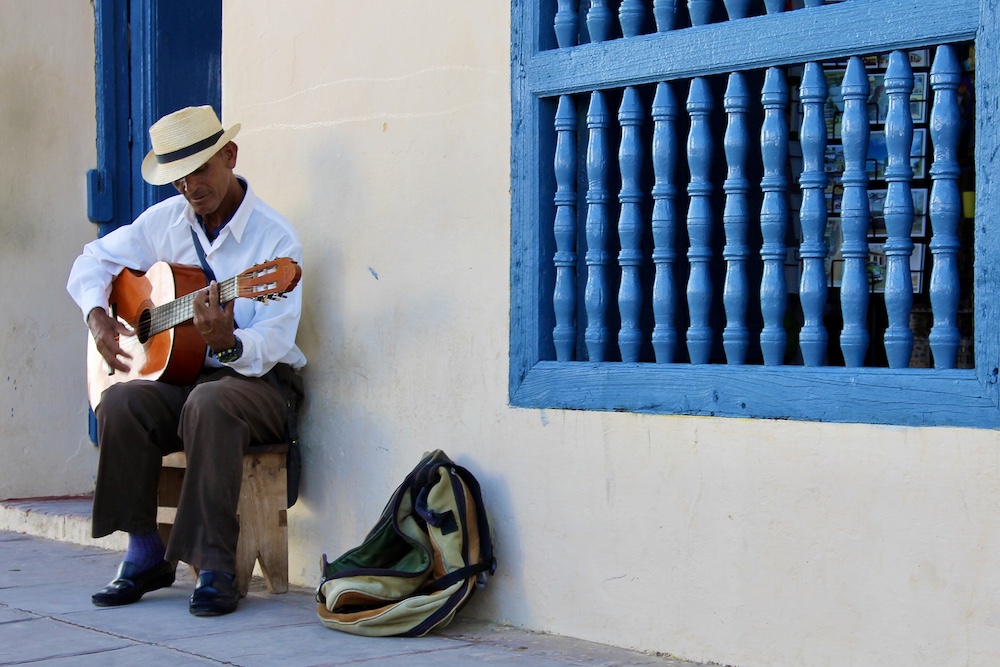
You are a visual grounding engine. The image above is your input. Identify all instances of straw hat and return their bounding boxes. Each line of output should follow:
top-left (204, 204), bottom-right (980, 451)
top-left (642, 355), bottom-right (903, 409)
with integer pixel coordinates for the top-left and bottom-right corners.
top-left (141, 106), bottom-right (241, 186)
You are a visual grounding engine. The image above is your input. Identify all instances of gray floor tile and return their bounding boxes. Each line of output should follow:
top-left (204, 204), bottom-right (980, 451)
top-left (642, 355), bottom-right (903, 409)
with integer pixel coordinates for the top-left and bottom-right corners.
top-left (27, 644), bottom-right (223, 666)
top-left (166, 622), bottom-right (467, 667)
top-left (0, 616), bottom-right (135, 665)
top-left (61, 589), bottom-right (317, 644)
top-left (0, 606), bottom-right (36, 624)
top-left (349, 645), bottom-right (574, 666)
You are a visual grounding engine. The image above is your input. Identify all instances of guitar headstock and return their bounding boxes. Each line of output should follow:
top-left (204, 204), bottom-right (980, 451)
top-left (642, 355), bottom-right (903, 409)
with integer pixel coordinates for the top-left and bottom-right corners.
top-left (235, 258), bottom-right (302, 302)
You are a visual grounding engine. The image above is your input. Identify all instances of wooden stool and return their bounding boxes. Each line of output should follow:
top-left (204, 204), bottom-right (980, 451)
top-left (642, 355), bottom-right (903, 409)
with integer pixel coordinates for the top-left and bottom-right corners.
top-left (156, 444), bottom-right (289, 597)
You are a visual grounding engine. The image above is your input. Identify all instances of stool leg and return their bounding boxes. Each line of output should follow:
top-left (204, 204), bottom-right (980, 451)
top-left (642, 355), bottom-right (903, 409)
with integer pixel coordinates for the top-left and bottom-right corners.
top-left (235, 452), bottom-right (289, 596)
top-left (258, 507), bottom-right (289, 594)
top-left (234, 517), bottom-right (256, 598)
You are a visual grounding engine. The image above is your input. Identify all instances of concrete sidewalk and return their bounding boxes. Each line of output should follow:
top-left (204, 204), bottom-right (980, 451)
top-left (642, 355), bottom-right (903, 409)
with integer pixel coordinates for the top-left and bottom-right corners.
top-left (0, 500), bottom-right (711, 666)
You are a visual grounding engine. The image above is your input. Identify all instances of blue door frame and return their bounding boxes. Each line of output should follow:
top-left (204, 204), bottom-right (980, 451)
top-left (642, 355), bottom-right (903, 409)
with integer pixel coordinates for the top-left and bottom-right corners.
top-left (88, 0), bottom-right (222, 236)
top-left (86, 0), bottom-right (221, 440)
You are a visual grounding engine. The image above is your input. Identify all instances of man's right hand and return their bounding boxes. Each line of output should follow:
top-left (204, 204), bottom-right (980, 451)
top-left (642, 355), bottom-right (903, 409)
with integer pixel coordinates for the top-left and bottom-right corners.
top-left (87, 307), bottom-right (134, 373)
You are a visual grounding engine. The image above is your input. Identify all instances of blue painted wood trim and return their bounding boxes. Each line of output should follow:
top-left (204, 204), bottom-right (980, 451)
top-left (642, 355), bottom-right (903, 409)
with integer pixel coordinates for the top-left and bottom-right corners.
top-left (619, 0), bottom-right (645, 38)
top-left (724, 0), bottom-right (751, 21)
top-left (552, 96), bottom-right (578, 361)
top-left (651, 82), bottom-right (680, 363)
top-left (838, 58), bottom-right (871, 367)
top-left (131, 0), bottom-right (159, 215)
top-left (928, 45), bottom-right (962, 369)
top-left (685, 79), bottom-right (715, 365)
top-left (688, 0), bottom-right (713, 27)
top-left (510, 0), bottom-right (1000, 428)
top-left (510, 0), bottom-right (550, 389)
top-left (653, 0), bottom-right (678, 32)
top-left (758, 67), bottom-right (789, 366)
top-left (89, 0), bottom-right (131, 237)
top-left (554, 0), bottom-right (578, 48)
top-left (722, 73), bottom-right (750, 365)
top-left (515, 363), bottom-right (1000, 428)
top-left (617, 87), bottom-right (645, 362)
top-left (584, 92), bottom-right (612, 362)
top-left (587, 0), bottom-right (612, 43)
top-left (881, 51), bottom-right (916, 368)
top-left (974, 0), bottom-right (1000, 408)
top-left (528, 0), bottom-right (977, 96)
top-left (797, 63), bottom-right (829, 367)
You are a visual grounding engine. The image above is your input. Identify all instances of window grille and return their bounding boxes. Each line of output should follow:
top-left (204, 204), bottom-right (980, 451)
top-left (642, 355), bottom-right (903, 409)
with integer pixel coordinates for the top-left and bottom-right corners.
top-left (510, 0), bottom-right (1000, 427)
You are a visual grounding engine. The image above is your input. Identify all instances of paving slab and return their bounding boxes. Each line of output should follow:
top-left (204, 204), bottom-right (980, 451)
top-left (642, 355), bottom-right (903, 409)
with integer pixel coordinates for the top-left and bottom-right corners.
top-left (64, 586), bottom-right (318, 644)
top-left (30, 644), bottom-right (223, 666)
top-left (0, 616), bottom-right (136, 664)
top-left (167, 622), bottom-right (467, 666)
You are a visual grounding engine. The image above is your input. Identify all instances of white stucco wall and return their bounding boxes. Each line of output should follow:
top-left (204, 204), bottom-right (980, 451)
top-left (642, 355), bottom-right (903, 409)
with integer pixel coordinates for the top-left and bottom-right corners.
top-left (0, 0), bottom-right (100, 499)
top-left (222, 3), bottom-right (1000, 666)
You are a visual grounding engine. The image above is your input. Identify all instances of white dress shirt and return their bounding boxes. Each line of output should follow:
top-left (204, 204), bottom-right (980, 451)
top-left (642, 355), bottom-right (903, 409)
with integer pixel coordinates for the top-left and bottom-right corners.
top-left (67, 178), bottom-right (306, 376)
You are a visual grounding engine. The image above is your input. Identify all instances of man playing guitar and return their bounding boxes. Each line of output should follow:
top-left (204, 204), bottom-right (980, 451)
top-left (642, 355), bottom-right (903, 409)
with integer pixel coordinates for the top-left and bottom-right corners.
top-left (67, 106), bottom-right (305, 616)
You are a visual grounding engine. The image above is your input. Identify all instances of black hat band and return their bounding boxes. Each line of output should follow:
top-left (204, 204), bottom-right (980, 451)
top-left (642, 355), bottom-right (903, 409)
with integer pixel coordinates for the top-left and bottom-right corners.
top-left (155, 129), bottom-right (225, 164)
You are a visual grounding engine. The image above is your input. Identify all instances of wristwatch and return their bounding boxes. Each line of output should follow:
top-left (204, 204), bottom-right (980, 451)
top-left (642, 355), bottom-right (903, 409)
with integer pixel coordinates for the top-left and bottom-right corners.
top-left (215, 336), bottom-right (243, 364)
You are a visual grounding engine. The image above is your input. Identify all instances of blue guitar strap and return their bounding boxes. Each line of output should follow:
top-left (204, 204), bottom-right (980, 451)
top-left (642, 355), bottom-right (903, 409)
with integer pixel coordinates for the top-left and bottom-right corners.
top-left (189, 225), bottom-right (217, 284)
top-left (190, 224), bottom-right (240, 331)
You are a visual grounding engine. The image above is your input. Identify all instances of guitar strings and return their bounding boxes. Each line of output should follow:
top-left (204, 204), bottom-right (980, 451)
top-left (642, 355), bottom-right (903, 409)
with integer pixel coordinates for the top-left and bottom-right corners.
top-left (102, 275), bottom-right (240, 350)
top-left (96, 264), bottom-right (293, 371)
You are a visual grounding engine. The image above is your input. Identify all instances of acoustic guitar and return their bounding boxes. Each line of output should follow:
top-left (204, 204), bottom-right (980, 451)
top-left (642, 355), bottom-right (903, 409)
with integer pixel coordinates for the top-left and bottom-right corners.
top-left (86, 258), bottom-right (301, 410)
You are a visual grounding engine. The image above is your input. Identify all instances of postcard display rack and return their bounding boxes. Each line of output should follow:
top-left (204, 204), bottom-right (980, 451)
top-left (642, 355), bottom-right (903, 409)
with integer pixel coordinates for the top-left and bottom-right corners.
top-left (787, 45), bottom-right (976, 368)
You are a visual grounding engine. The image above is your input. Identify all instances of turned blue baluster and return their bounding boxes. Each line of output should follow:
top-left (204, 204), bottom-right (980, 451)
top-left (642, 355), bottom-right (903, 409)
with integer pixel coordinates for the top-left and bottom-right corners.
top-left (764, 0), bottom-right (785, 13)
top-left (722, 72), bottom-right (750, 365)
top-left (652, 82), bottom-right (680, 363)
top-left (553, 96), bottom-right (578, 361)
top-left (797, 63), bottom-right (829, 366)
top-left (928, 45), bottom-right (962, 369)
top-left (653, 0), bottom-right (678, 31)
top-left (723, 0), bottom-right (750, 19)
top-left (587, 0), bottom-right (612, 42)
top-left (882, 51), bottom-right (916, 368)
top-left (839, 57), bottom-right (871, 367)
top-left (584, 91), bottom-right (612, 362)
top-left (619, 0), bottom-right (645, 37)
top-left (759, 67), bottom-right (789, 366)
top-left (555, 0), bottom-right (579, 48)
top-left (686, 78), bottom-right (714, 364)
top-left (803, 0), bottom-right (824, 7)
top-left (618, 88), bottom-right (645, 362)
top-left (688, 0), bottom-right (713, 26)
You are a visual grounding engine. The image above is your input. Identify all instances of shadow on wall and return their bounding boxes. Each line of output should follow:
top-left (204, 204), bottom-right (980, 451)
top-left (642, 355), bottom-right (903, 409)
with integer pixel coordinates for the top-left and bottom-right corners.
top-left (285, 136), bottom-right (461, 584)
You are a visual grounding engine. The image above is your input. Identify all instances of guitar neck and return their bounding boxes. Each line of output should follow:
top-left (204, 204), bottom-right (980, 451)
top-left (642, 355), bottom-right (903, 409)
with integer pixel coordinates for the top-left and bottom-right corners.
top-left (147, 275), bottom-right (239, 337)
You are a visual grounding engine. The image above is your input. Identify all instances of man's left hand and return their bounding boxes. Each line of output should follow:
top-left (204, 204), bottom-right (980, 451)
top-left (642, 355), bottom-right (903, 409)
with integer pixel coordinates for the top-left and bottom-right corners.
top-left (193, 281), bottom-right (237, 352)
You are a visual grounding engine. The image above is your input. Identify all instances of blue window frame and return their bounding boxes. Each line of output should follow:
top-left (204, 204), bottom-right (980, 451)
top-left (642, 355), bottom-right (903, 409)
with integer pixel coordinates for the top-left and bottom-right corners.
top-left (510, 0), bottom-right (1000, 427)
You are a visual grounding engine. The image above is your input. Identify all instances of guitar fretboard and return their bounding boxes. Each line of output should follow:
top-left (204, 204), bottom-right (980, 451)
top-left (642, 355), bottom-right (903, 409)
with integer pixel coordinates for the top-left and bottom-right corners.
top-left (147, 275), bottom-right (239, 337)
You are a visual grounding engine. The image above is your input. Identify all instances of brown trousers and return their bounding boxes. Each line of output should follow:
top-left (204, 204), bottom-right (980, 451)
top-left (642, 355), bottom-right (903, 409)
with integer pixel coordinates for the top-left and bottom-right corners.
top-left (92, 367), bottom-right (287, 572)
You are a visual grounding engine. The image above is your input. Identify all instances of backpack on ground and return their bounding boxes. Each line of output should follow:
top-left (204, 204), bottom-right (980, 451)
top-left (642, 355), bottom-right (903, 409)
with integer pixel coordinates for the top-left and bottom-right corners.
top-left (316, 449), bottom-right (497, 637)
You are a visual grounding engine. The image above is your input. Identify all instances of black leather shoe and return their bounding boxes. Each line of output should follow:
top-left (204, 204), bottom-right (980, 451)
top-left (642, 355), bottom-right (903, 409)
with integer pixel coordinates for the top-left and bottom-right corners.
top-left (92, 560), bottom-right (175, 607)
top-left (189, 571), bottom-right (240, 616)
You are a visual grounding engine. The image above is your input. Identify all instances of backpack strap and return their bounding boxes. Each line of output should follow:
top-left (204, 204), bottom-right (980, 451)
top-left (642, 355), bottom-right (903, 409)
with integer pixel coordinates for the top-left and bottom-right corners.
top-left (453, 463), bottom-right (497, 585)
top-left (421, 560), bottom-right (494, 594)
top-left (416, 462), bottom-right (497, 592)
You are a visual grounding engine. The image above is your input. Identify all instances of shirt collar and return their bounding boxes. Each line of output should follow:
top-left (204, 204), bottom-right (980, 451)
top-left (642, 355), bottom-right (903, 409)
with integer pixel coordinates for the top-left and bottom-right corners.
top-left (173, 176), bottom-right (256, 244)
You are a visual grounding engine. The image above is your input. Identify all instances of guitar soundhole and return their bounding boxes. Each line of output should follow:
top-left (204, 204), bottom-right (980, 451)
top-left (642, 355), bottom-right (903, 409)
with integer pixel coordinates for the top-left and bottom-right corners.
top-left (137, 310), bottom-right (152, 344)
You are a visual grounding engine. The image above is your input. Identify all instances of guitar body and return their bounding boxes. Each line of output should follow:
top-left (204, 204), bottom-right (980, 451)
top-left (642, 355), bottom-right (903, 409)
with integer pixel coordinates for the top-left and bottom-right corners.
top-left (87, 262), bottom-right (208, 410)
top-left (85, 256), bottom-right (302, 410)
